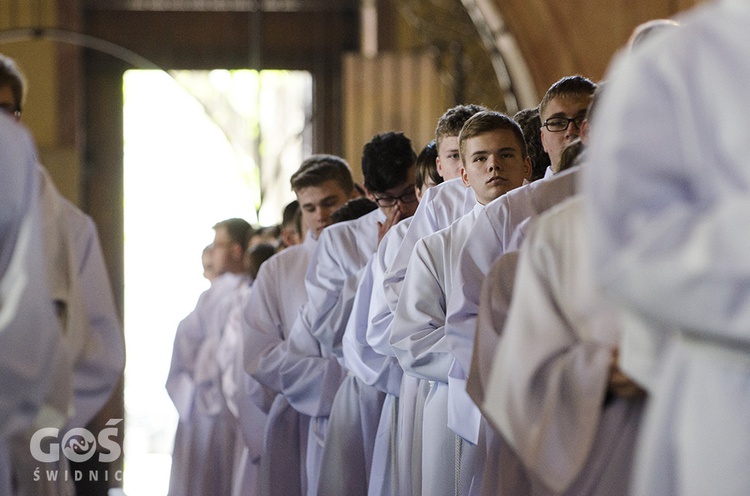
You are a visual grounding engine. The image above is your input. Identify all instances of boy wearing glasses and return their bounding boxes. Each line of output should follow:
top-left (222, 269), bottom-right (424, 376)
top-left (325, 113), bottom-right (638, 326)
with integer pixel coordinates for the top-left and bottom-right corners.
top-left (539, 75), bottom-right (596, 176)
top-left (362, 104), bottom-right (484, 495)
top-left (276, 132), bottom-right (417, 496)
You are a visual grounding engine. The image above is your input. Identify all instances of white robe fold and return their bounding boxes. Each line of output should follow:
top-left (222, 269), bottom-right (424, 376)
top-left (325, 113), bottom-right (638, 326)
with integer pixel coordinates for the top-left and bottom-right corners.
top-left (365, 218), bottom-right (411, 358)
top-left (167, 271), bottom-right (244, 496)
top-left (56, 185), bottom-right (125, 432)
top-left (242, 233), bottom-right (317, 496)
top-left (303, 208), bottom-right (384, 360)
top-left (342, 256), bottom-right (403, 396)
top-left (283, 208), bottom-right (386, 496)
top-left (467, 251), bottom-right (526, 496)
top-left (355, 218), bottom-right (410, 496)
top-left (217, 279), bottom-right (273, 496)
top-left (485, 198), bottom-right (642, 495)
top-left (340, 254), bottom-right (399, 496)
top-left (391, 205), bottom-right (483, 496)
top-left (243, 234), bottom-right (317, 395)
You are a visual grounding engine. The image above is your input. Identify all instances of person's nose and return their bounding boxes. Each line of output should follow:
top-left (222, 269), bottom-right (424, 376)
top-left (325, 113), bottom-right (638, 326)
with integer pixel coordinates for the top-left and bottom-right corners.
top-left (565, 120), bottom-right (580, 138)
top-left (487, 154), bottom-right (498, 171)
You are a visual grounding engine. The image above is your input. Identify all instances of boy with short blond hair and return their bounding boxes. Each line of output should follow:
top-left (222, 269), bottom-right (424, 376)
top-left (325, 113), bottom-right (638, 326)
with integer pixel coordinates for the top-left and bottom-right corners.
top-left (391, 110), bottom-right (531, 495)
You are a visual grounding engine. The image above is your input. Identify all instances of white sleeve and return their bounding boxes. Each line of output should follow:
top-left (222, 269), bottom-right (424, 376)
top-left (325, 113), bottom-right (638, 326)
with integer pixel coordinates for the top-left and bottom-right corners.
top-left (243, 260), bottom-right (289, 396)
top-left (390, 238), bottom-right (453, 382)
top-left (343, 257), bottom-right (402, 395)
top-left (279, 312), bottom-right (346, 417)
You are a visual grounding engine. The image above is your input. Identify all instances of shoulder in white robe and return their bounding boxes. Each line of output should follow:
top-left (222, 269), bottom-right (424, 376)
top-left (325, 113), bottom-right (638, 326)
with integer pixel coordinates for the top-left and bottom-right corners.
top-left (242, 235), bottom-right (316, 395)
top-left (303, 208), bottom-right (384, 359)
top-left (365, 217), bottom-right (411, 358)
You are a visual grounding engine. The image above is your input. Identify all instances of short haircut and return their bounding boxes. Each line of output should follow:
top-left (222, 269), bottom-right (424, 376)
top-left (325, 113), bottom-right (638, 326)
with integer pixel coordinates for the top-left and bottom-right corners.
top-left (0, 54), bottom-right (26, 113)
top-left (213, 217), bottom-right (253, 249)
top-left (246, 242), bottom-right (277, 279)
top-left (281, 200), bottom-right (300, 228)
top-left (290, 154), bottom-right (354, 194)
top-left (435, 104), bottom-right (488, 148)
top-left (258, 224), bottom-right (281, 240)
top-left (538, 75), bottom-right (597, 120)
top-left (458, 110), bottom-right (527, 165)
top-left (331, 197), bottom-right (378, 224)
top-left (513, 107), bottom-right (550, 182)
top-left (361, 132), bottom-right (416, 194)
top-left (415, 140), bottom-right (442, 191)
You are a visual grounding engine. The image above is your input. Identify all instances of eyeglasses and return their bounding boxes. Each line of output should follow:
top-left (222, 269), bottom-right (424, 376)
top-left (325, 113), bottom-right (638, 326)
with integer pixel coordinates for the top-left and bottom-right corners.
top-left (542, 115), bottom-right (585, 132)
top-left (373, 188), bottom-right (418, 208)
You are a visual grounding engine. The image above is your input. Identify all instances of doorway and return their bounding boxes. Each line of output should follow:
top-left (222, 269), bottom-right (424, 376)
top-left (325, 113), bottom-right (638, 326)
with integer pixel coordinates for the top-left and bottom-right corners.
top-left (122, 68), bottom-right (311, 494)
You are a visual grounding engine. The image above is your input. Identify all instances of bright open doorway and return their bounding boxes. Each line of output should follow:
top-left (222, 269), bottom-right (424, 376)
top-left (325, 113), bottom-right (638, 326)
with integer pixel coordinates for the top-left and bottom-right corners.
top-left (122, 68), bottom-right (312, 495)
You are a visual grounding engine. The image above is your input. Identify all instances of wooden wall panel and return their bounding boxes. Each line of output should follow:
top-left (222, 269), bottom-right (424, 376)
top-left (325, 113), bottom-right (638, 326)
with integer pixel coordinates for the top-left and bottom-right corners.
top-left (343, 51), bottom-right (450, 185)
top-left (489, 0), bottom-right (706, 98)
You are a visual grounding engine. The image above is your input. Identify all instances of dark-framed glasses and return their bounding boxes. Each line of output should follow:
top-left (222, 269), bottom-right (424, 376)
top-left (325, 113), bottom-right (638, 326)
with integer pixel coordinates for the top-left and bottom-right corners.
top-left (373, 188), bottom-right (418, 207)
top-left (543, 115), bottom-right (585, 132)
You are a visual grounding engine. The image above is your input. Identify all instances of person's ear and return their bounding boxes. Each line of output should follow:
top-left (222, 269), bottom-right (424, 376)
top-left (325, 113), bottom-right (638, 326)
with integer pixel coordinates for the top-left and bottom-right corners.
top-left (540, 127), bottom-right (551, 153)
top-left (460, 165), bottom-right (470, 187)
top-left (523, 156), bottom-right (533, 180)
top-left (580, 119), bottom-right (590, 146)
top-left (362, 186), bottom-right (375, 202)
top-left (232, 242), bottom-right (244, 261)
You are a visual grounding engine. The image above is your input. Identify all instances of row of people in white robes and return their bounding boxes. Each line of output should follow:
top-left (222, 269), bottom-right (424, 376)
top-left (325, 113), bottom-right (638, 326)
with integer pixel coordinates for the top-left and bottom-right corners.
top-left (199, 72), bottom-right (642, 496)
top-left (167, 219), bottom-right (282, 496)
